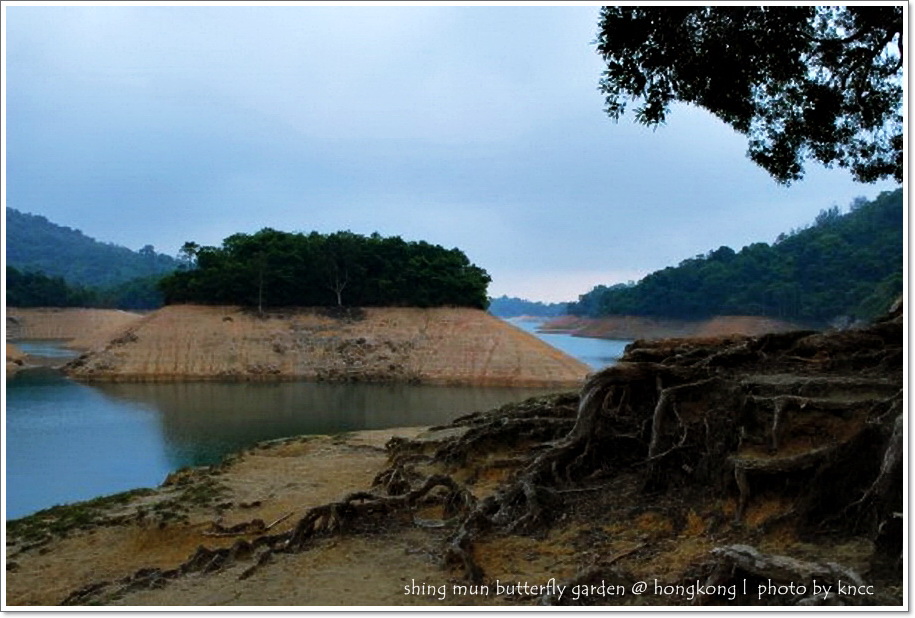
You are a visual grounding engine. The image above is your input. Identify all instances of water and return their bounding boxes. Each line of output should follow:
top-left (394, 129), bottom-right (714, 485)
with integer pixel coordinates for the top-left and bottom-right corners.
top-left (15, 340), bottom-right (80, 360)
top-left (6, 326), bottom-right (628, 519)
top-left (6, 370), bottom-right (558, 519)
top-left (506, 318), bottom-right (630, 370)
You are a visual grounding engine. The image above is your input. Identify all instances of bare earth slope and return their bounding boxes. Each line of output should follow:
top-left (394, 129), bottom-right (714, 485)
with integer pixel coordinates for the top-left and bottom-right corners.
top-left (6, 308), bottom-right (145, 350)
top-left (6, 307), bottom-right (901, 607)
top-left (65, 305), bottom-right (589, 387)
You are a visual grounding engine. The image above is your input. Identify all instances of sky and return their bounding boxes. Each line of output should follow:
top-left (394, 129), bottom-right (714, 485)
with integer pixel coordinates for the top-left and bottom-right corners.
top-left (3, 4), bottom-right (900, 303)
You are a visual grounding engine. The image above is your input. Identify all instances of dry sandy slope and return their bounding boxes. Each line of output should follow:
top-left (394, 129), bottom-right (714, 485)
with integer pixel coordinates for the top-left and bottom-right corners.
top-left (6, 426), bottom-right (583, 607)
top-left (65, 305), bottom-right (589, 387)
top-left (6, 307), bottom-right (145, 350)
top-left (6, 311), bottom-right (903, 608)
top-left (541, 314), bottom-right (807, 340)
top-left (4, 429), bottom-right (427, 606)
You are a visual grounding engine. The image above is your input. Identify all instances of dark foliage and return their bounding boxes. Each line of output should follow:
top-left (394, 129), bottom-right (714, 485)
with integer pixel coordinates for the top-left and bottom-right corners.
top-left (596, 6), bottom-right (903, 183)
top-left (159, 229), bottom-right (491, 310)
top-left (6, 267), bottom-right (97, 308)
top-left (6, 208), bottom-right (179, 288)
top-left (7, 266), bottom-right (165, 310)
top-left (568, 189), bottom-right (902, 324)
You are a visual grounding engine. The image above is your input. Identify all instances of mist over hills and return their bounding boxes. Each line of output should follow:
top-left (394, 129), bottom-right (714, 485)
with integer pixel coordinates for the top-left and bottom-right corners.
top-left (6, 208), bottom-right (178, 288)
top-left (7, 188), bottom-right (903, 325)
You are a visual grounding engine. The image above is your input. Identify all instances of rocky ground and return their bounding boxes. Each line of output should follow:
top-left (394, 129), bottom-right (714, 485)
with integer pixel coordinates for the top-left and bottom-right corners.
top-left (5, 303), bottom-right (903, 608)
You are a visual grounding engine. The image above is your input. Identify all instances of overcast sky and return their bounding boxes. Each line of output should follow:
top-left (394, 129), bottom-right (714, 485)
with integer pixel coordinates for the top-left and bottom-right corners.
top-left (4, 4), bottom-right (899, 302)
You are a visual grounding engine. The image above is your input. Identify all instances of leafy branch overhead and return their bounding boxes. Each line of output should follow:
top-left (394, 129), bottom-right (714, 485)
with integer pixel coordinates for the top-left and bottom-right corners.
top-left (596, 6), bottom-right (903, 184)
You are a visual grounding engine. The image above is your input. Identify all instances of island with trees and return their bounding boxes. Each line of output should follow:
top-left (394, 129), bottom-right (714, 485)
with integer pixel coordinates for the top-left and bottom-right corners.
top-left (6, 6), bottom-right (903, 606)
top-left (158, 229), bottom-right (491, 311)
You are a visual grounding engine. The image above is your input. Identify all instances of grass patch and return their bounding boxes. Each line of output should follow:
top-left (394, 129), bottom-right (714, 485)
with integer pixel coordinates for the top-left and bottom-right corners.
top-left (136, 477), bottom-right (231, 527)
top-left (7, 488), bottom-right (156, 544)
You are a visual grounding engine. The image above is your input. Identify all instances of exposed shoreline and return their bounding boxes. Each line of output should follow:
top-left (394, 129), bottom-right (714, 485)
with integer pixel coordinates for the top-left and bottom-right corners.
top-left (5, 306), bottom-right (902, 607)
top-left (7, 306), bottom-right (590, 388)
top-left (539, 314), bottom-right (812, 341)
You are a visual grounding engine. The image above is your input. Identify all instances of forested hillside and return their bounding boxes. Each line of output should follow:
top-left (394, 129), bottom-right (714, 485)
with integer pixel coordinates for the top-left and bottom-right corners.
top-left (159, 229), bottom-right (491, 309)
top-left (569, 189), bottom-right (902, 324)
top-left (488, 295), bottom-right (568, 318)
top-left (6, 208), bottom-right (178, 288)
top-left (6, 267), bottom-right (166, 310)
top-left (6, 267), bottom-right (97, 308)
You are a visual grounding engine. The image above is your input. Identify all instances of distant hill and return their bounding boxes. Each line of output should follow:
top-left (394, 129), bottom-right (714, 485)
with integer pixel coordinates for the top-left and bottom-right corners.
top-left (488, 295), bottom-right (568, 318)
top-left (569, 189), bottom-right (903, 324)
top-left (6, 208), bottom-right (178, 288)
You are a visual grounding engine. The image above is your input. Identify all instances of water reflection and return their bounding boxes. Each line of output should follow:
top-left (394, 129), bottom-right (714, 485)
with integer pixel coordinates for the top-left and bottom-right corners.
top-left (7, 326), bottom-right (614, 518)
top-left (93, 381), bottom-right (558, 469)
top-left (7, 371), bottom-right (171, 519)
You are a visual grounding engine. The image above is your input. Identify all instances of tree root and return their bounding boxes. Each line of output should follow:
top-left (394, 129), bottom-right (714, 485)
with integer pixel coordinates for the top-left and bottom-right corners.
top-left (202, 512), bottom-right (293, 537)
top-left (59, 312), bottom-right (903, 605)
top-left (433, 416), bottom-right (575, 467)
top-left (703, 544), bottom-right (867, 605)
top-left (62, 473), bottom-right (477, 604)
top-left (538, 543), bottom-right (644, 605)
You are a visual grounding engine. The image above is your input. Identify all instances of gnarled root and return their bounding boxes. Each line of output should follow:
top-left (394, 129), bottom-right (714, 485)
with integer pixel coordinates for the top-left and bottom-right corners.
top-left (702, 544), bottom-right (867, 606)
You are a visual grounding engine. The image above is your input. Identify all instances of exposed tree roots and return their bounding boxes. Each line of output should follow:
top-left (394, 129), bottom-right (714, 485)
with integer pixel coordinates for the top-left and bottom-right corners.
top-left (59, 305), bottom-right (903, 605)
top-left (427, 307), bottom-right (903, 594)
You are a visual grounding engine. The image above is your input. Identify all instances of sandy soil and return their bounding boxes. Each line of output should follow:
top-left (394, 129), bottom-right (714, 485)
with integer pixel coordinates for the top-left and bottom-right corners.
top-left (7, 409), bottom-right (894, 608)
top-left (65, 305), bottom-right (589, 387)
top-left (6, 342), bottom-right (26, 377)
top-left (3, 424), bottom-right (659, 608)
top-left (6, 308), bottom-right (145, 351)
top-left (5, 428), bottom-right (426, 607)
top-left (5, 311), bottom-right (902, 608)
top-left (541, 314), bottom-right (807, 340)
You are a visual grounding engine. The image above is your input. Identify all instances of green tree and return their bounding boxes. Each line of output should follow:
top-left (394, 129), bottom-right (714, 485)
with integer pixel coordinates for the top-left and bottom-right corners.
top-left (595, 6), bottom-right (903, 184)
top-left (178, 241), bottom-right (200, 269)
top-left (158, 229), bottom-right (490, 310)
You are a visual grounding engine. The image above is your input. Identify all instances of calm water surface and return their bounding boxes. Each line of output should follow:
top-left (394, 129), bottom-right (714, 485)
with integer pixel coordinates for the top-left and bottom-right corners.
top-left (6, 326), bottom-right (629, 518)
top-left (506, 318), bottom-right (630, 370)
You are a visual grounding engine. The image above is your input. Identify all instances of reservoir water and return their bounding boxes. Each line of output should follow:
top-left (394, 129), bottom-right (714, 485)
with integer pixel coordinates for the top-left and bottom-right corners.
top-left (505, 318), bottom-right (629, 369)
top-left (6, 326), bottom-right (630, 519)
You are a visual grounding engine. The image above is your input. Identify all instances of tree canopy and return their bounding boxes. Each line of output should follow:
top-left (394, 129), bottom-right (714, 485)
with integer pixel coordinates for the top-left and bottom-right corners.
top-left (596, 6), bottom-right (903, 184)
top-left (158, 229), bottom-right (491, 310)
top-left (568, 189), bottom-right (902, 324)
top-left (6, 266), bottom-right (97, 308)
top-left (6, 266), bottom-right (166, 310)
